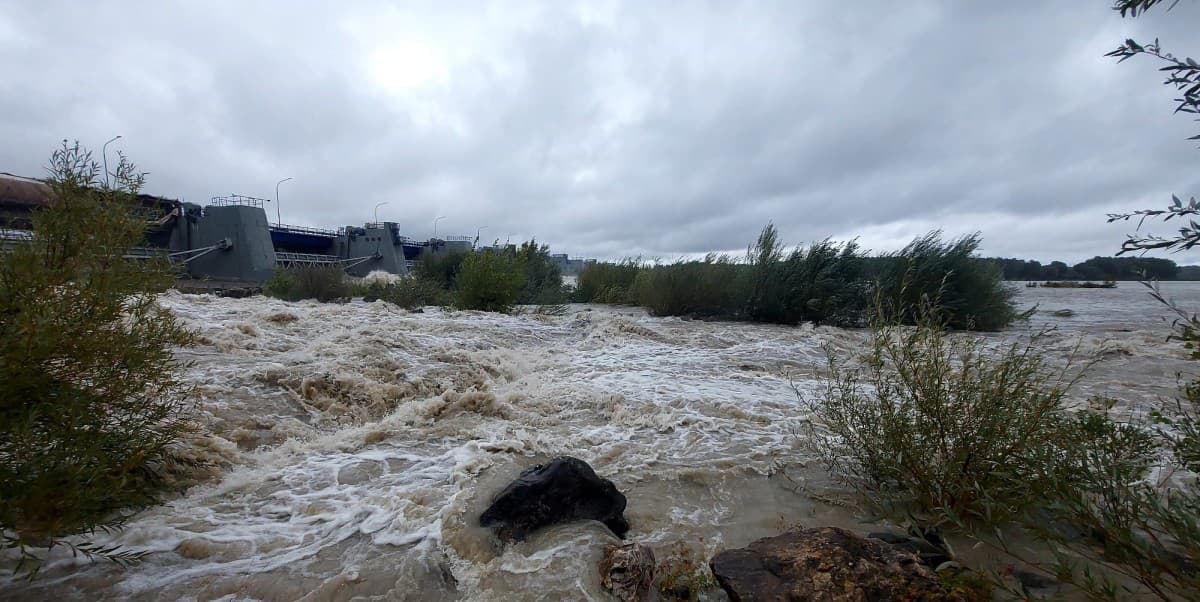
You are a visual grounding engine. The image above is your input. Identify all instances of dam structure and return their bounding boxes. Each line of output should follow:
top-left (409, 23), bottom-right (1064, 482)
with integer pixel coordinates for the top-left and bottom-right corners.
top-left (0, 173), bottom-right (461, 287)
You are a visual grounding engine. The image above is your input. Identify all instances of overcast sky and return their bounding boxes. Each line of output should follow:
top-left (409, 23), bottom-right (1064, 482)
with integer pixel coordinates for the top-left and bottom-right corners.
top-left (1, 2), bottom-right (1197, 263)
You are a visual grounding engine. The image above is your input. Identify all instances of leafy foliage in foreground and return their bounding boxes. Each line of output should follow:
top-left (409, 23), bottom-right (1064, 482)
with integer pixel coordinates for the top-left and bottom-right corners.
top-left (1104, 0), bottom-right (1200, 255)
top-left (0, 142), bottom-right (196, 576)
top-left (807, 293), bottom-right (1200, 598)
top-left (804, 304), bottom-right (1085, 526)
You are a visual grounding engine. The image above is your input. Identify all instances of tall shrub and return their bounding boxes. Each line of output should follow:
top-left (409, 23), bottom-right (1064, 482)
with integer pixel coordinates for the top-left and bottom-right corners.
top-left (745, 224), bottom-right (788, 323)
top-left (805, 304), bottom-right (1089, 525)
top-left (264, 265), bottom-right (348, 302)
top-left (512, 239), bottom-right (565, 305)
top-left (575, 260), bottom-right (641, 304)
top-left (773, 239), bottom-right (868, 327)
top-left (455, 250), bottom-right (525, 312)
top-left (415, 248), bottom-right (469, 289)
top-left (0, 142), bottom-right (196, 573)
top-left (875, 231), bottom-right (1016, 331)
top-left (631, 255), bottom-right (747, 319)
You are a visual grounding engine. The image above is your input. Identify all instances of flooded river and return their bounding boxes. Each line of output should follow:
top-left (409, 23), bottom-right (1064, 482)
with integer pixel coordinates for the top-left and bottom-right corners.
top-left (4, 282), bottom-right (1199, 600)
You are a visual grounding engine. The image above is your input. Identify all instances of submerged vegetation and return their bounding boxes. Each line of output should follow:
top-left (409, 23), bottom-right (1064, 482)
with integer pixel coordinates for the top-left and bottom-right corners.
top-left (264, 238), bottom-right (567, 313)
top-left (261, 221), bottom-right (1017, 332)
top-left (264, 265), bottom-right (350, 302)
top-left (577, 225), bottom-right (1018, 331)
top-left (872, 232), bottom-right (1016, 331)
top-left (0, 142), bottom-right (197, 575)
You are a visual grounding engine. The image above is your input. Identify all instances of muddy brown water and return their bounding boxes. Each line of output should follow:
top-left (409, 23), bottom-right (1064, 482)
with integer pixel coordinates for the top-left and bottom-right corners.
top-left (4, 282), bottom-right (1198, 600)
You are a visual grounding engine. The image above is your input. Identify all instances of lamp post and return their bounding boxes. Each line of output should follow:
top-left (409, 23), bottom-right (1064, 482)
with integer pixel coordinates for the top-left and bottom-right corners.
top-left (374, 201), bottom-right (390, 224)
top-left (433, 215), bottom-right (446, 238)
top-left (102, 135), bottom-right (122, 188)
top-left (275, 177), bottom-right (292, 226)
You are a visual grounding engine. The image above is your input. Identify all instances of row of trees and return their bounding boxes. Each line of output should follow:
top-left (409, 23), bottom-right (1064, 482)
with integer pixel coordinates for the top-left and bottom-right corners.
top-left (991, 255), bottom-right (1182, 281)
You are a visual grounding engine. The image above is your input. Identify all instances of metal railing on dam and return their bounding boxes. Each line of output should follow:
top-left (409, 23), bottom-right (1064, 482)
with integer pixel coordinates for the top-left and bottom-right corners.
top-left (274, 251), bottom-right (380, 270)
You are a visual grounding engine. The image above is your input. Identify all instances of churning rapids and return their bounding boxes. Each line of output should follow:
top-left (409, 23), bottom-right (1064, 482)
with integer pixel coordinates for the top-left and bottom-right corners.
top-left (4, 282), bottom-right (1200, 601)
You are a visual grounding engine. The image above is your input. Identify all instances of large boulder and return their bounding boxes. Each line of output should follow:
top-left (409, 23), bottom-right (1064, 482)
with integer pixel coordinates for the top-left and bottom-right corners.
top-left (709, 527), bottom-right (944, 602)
top-left (479, 456), bottom-right (630, 542)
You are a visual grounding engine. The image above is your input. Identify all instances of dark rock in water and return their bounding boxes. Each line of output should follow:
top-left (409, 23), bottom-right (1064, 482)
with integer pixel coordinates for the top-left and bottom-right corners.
top-left (411, 307), bottom-right (425, 313)
top-left (599, 542), bottom-right (655, 601)
top-left (1050, 309), bottom-right (1074, 317)
top-left (710, 527), bottom-right (943, 602)
top-left (363, 295), bottom-right (381, 303)
top-left (867, 530), bottom-right (952, 569)
top-left (479, 456), bottom-right (629, 541)
top-left (217, 287), bottom-right (256, 298)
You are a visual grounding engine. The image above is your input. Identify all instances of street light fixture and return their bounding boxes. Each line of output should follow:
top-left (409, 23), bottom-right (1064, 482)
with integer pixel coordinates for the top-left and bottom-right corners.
top-left (433, 215), bottom-right (446, 238)
top-left (102, 135), bottom-right (122, 188)
top-left (374, 201), bottom-right (390, 224)
top-left (275, 177), bottom-right (292, 226)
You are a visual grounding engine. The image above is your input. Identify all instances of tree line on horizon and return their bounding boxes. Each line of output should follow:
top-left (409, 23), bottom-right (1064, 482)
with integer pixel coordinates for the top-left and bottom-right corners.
top-left (988, 255), bottom-right (1190, 281)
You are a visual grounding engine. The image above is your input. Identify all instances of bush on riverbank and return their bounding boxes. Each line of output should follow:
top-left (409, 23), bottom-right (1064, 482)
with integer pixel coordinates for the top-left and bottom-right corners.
top-left (745, 225), bottom-right (868, 327)
top-left (455, 249), bottom-right (526, 312)
top-left (512, 239), bottom-right (567, 305)
top-left (0, 142), bottom-right (196, 574)
top-left (807, 299), bottom-right (1200, 598)
top-left (804, 304), bottom-right (1097, 526)
top-left (631, 255), bottom-right (746, 319)
top-left (414, 249), bottom-right (469, 290)
top-left (265, 238), bottom-right (564, 312)
top-left (264, 265), bottom-right (350, 302)
top-left (574, 259), bottom-right (641, 304)
top-left (577, 226), bottom-right (1014, 330)
top-left (357, 277), bottom-right (450, 309)
top-left (873, 232), bottom-right (1016, 331)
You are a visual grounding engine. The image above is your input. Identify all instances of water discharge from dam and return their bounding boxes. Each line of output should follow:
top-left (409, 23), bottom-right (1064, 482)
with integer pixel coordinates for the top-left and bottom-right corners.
top-left (3, 283), bottom-right (1199, 600)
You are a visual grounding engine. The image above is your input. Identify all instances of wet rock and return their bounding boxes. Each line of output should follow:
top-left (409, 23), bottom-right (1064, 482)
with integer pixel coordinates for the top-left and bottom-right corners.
top-left (479, 456), bottom-right (629, 541)
top-left (867, 530), bottom-right (952, 569)
top-left (709, 527), bottom-right (943, 602)
top-left (1050, 309), bottom-right (1074, 317)
top-left (217, 287), bottom-right (257, 298)
top-left (599, 542), bottom-right (656, 601)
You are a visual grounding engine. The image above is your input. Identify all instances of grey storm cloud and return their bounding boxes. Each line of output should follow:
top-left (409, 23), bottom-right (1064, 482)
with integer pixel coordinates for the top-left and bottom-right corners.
top-left (1, 1), bottom-right (1197, 264)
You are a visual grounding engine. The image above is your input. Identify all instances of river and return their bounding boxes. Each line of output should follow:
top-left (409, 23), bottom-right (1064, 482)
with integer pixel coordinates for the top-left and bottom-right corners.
top-left (3, 282), bottom-right (1199, 600)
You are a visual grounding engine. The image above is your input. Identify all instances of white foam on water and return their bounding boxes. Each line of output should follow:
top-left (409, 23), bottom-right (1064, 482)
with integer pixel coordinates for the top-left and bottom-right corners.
top-left (4, 284), bottom-right (1200, 600)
